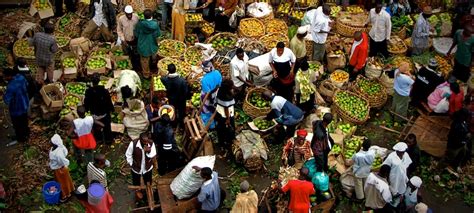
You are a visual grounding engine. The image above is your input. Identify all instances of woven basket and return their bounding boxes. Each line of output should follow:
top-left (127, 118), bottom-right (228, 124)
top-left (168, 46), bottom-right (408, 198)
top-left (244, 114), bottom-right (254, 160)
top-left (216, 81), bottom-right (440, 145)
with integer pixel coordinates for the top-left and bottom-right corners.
top-left (265, 19), bottom-right (288, 34)
top-left (157, 57), bottom-right (190, 77)
top-left (319, 80), bottom-right (337, 102)
top-left (254, 11), bottom-right (274, 23)
top-left (396, 26), bottom-right (407, 39)
top-left (157, 39), bottom-right (186, 58)
top-left (206, 32), bottom-right (238, 52)
top-left (336, 20), bottom-right (368, 37)
top-left (238, 18), bottom-right (265, 38)
top-left (388, 36), bottom-right (408, 55)
top-left (184, 46), bottom-right (203, 66)
top-left (184, 34), bottom-right (198, 46)
top-left (243, 87), bottom-right (272, 118)
top-left (332, 90), bottom-right (370, 125)
top-left (351, 76), bottom-right (388, 109)
top-left (305, 39), bottom-right (313, 59)
top-left (232, 141), bottom-right (265, 172)
top-left (260, 33), bottom-right (290, 51)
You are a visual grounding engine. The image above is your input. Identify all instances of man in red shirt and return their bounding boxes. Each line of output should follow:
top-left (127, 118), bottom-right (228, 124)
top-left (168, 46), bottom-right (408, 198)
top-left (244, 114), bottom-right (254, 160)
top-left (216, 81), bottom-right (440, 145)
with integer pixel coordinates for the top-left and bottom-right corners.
top-left (281, 168), bottom-right (315, 213)
top-left (348, 31), bottom-right (369, 81)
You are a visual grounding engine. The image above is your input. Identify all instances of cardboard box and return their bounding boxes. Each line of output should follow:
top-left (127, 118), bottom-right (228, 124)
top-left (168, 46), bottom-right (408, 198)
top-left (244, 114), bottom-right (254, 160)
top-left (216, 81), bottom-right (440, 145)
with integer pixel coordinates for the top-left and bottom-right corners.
top-left (61, 52), bottom-right (79, 80)
top-left (113, 55), bottom-right (132, 70)
top-left (29, 0), bottom-right (54, 19)
top-left (40, 105), bottom-right (60, 120)
top-left (86, 56), bottom-right (111, 75)
top-left (40, 83), bottom-right (64, 108)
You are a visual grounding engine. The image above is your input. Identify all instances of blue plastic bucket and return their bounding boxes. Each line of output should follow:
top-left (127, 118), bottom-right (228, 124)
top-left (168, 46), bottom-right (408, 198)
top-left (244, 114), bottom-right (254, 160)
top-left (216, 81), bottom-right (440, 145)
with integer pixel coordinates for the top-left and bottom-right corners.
top-left (88, 183), bottom-right (105, 205)
top-left (42, 181), bottom-right (61, 205)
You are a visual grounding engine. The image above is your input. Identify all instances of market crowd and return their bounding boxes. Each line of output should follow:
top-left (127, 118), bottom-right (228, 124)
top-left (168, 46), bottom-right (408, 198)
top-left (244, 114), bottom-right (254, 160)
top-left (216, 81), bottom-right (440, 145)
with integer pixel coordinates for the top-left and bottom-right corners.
top-left (1, 0), bottom-right (473, 212)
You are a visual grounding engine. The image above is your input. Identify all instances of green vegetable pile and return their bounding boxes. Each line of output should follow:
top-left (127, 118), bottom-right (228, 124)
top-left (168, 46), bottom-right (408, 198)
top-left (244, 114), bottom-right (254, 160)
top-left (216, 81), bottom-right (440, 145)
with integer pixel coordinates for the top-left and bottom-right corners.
top-left (87, 57), bottom-right (107, 69)
top-left (116, 59), bottom-right (130, 70)
top-left (62, 57), bottom-right (75, 68)
top-left (253, 118), bottom-right (274, 130)
top-left (249, 92), bottom-right (270, 108)
top-left (66, 83), bottom-right (86, 96)
top-left (334, 91), bottom-right (368, 120)
top-left (357, 78), bottom-right (383, 96)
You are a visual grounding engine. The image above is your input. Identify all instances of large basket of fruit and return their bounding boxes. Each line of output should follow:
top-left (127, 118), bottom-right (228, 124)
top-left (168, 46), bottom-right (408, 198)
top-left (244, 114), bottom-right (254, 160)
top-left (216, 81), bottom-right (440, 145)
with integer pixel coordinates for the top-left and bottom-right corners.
top-left (13, 38), bottom-right (35, 61)
top-left (243, 87), bottom-right (272, 118)
top-left (332, 90), bottom-right (370, 125)
top-left (248, 116), bottom-right (277, 134)
top-left (265, 19), bottom-right (288, 34)
top-left (157, 39), bottom-right (186, 58)
top-left (260, 33), bottom-right (289, 52)
top-left (342, 136), bottom-right (365, 166)
top-left (206, 32), bottom-right (238, 52)
top-left (352, 76), bottom-right (387, 109)
top-left (238, 18), bottom-right (265, 39)
top-left (336, 12), bottom-right (368, 37)
top-left (184, 34), bottom-right (199, 46)
top-left (184, 46), bottom-right (204, 66)
top-left (388, 36), bottom-right (408, 55)
top-left (329, 69), bottom-right (349, 88)
top-left (157, 57), bottom-right (190, 77)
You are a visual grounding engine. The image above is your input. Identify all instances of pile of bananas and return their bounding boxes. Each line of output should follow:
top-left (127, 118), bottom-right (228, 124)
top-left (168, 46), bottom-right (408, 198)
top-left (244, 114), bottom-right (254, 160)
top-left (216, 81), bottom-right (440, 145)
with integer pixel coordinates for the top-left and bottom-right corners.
top-left (239, 19), bottom-right (265, 37)
top-left (265, 19), bottom-right (288, 34)
top-left (158, 39), bottom-right (186, 58)
top-left (261, 33), bottom-right (289, 50)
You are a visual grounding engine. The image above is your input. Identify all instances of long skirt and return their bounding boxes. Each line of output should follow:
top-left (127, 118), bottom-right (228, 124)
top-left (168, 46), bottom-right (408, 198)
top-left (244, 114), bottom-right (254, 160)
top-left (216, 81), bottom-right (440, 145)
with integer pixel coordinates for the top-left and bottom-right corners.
top-left (54, 167), bottom-right (74, 199)
top-left (172, 10), bottom-right (185, 42)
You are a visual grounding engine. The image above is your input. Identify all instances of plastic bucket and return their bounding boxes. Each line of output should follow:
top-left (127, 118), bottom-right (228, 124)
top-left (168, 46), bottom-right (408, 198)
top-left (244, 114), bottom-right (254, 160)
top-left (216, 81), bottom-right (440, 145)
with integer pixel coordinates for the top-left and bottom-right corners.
top-left (88, 183), bottom-right (105, 205)
top-left (42, 181), bottom-right (61, 205)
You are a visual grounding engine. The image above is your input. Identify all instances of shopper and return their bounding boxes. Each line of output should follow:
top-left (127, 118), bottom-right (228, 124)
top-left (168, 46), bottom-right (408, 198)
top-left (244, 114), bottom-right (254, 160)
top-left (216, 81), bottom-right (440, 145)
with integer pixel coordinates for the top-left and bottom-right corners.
top-left (310, 4), bottom-right (332, 61)
top-left (29, 22), bottom-right (58, 85)
top-left (215, 79), bottom-right (236, 147)
top-left (69, 106), bottom-right (104, 164)
top-left (154, 114), bottom-right (180, 175)
top-left (3, 68), bottom-right (29, 145)
top-left (134, 9), bottom-right (161, 78)
top-left (230, 48), bottom-right (252, 101)
top-left (392, 62), bottom-right (414, 122)
top-left (447, 25), bottom-right (474, 83)
top-left (290, 26), bottom-right (308, 74)
top-left (383, 142), bottom-right (412, 202)
top-left (364, 165), bottom-right (392, 212)
top-left (117, 5), bottom-right (140, 70)
top-left (281, 168), bottom-right (315, 213)
top-left (294, 61), bottom-right (318, 115)
top-left (412, 6), bottom-right (433, 55)
top-left (231, 180), bottom-right (258, 213)
top-left (49, 134), bottom-right (75, 202)
top-left (311, 113), bottom-right (334, 173)
top-left (269, 42), bottom-right (297, 102)
top-left (352, 139), bottom-right (375, 200)
top-left (348, 31), bottom-right (369, 81)
top-left (367, 3), bottom-right (391, 58)
top-left (282, 129), bottom-right (313, 169)
top-left (161, 63), bottom-right (189, 126)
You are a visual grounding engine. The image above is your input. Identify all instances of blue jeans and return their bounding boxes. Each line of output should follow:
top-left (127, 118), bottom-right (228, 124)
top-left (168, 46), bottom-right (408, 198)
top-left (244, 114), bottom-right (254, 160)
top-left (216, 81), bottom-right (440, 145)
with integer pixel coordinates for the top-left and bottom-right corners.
top-left (161, 2), bottom-right (173, 27)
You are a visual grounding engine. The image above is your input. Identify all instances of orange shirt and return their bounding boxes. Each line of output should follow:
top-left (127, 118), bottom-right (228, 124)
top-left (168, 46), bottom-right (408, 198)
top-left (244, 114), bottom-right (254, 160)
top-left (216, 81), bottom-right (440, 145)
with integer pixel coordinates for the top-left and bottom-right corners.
top-left (281, 180), bottom-right (315, 213)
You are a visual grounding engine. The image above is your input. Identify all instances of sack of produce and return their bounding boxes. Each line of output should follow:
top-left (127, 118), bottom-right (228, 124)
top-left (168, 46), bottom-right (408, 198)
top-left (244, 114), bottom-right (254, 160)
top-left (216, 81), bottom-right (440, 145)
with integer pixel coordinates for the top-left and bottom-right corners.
top-left (233, 130), bottom-right (268, 172)
top-left (122, 99), bottom-right (149, 140)
top-left (326, 51), bottom-right (346, 72)
top-left (364, 57), bottom-right (384, 79)
top-left (340, 167), bottom-right (355, 197)
top-left (170, 155), bottom-right (216, 199)
top-left (379, 72), bottom-right (394, 96)
top-left (69, 37), bottom-right (92, 57)
top-left (278, 166), bottom-right (299, 187)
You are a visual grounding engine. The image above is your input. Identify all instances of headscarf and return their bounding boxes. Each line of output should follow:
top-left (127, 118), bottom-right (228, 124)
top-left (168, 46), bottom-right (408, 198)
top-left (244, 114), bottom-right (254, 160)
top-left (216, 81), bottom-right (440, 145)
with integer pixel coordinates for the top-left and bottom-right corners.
top-left (415, 202), bottom-right (428, 213)
top-left (51, 134), bottom-right (64, 147)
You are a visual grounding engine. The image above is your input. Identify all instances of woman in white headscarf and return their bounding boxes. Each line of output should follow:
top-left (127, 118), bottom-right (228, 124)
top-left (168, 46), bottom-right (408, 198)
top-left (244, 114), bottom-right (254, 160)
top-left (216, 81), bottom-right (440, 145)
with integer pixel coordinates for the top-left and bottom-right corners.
top-left (49, 134), bottom-right (75, 202)
top-left (382, 142), bottom-right (412, 207)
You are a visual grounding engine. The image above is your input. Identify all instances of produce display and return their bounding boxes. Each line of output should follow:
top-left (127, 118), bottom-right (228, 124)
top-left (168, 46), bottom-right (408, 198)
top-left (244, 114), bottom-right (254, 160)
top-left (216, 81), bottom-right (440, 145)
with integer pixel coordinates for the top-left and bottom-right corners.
top-left (66, 83), bottom-right (86, 96)
top-left (111, 112), bottom-right (122, 124)
top-left (337, 123), bottom-right (353, 134)
top-left (334, 91), bottom-right (369, 120)
top-left (35, 0), bottom-right (50, 10)
top-left (289, 10), bottom-right (304, 21)
top-left (346, 6), bottom-right (364, 13)
top-left (64, 94), bottom-right (81, 108)
top-left (388, 36), bottom-right (407, 53)
top-left (434, 55), bottom-right (452, 77)
top-left (185, 13), bottom-right (203, 22)
top-left (184, 46), bottom-right (203, 66)
top-left (411, 52), bottom-right (433, 66)
top-left (158, 39), bottom-right (186, 58)
top-left (185, 34), bottom-right (198, 44)
top-left (391, 15), bottom-right (414, 32)
top-left (249, 92), bottom-right (270, 108)
top-left (191, 93), bottom-right (200, 108)
top-left (277, 2), bottom-right (291, 14)
top-left (366, 57), bottom-right (384, 70)
top-left (157, 57), bottom-right (190, 77)
top-left (159, 107), bottom-right (175, 119)
top-left (116, 59), bottom-right (131, 70)
top-left (14, 39), bottom-right (34, 58)
top-left (331, 144), bottom-right (342, 155)
top-left (62, 57), bottom-right (76, 68)
top-left (260, 33), bottom-right (289, 51)
top-left (58, 13), bottom-right (71, 31)
top-left (371, 155), bottom-right (383, 170)
top-left (56, 37), bottom-right (70, 47)
top-left (137, 12), bottom-right (144, 20)
top-left (152, 76), bottom-right (166, 91)
top-left (253, 118), bottom-right (275, 130)
top-left (296, 69), bottom-right (316, 102)
top-left (279, 166), bottom-right (299, 187)
top-left (330, 6), bottom-right (342, 17)
top-left (86, 57), bottom-right (107, 69)
top-left (357, 78), bottom-right (383, 96)
top-left (209, 35), bottom-right (237, 51)
top-left (113, 49), bottom-right (124, 56)
top-left (308, 62), bottom-right (321, 72)
top-left (90, 49), bottom-right (107, 57)
top-left (98, 79), bottom-right (109, 86)
top-left (239, 19), bottom-right (265, 37)
top-left (389, 55), bottom-right (414, 72)
top-left (338, 12), bottom-right (368, 27)
top-left (201, 22), bottom-right (214, 36)
top-left (329, 70), bottom-right (349, 83)
top-left (265, 19), bottom-right (288, 34)
top-left (59, 108), bottom-right (72, 117)
top-left (343, 137), bottom-right (363, 160)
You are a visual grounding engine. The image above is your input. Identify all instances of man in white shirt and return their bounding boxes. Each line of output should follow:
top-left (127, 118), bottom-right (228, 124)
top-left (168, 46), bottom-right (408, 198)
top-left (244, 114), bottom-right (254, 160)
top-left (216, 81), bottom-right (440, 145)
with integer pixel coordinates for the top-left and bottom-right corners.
top-left (364, 164), bottom-right (393, 212)
top-left (117, 5), bottom-right (140, 70)
top-left (125, 132), bottom-right (157, 199)
top-left (230, 48), bottom-right (252, 100)
top-left (366, 3), bottom-right (391, 57)
top-left (82, 0), bottom-right (116, 42)
top-left (352, 139), bottom-right (375, 200)
top-left (310, 4), bottom-right (332, 62)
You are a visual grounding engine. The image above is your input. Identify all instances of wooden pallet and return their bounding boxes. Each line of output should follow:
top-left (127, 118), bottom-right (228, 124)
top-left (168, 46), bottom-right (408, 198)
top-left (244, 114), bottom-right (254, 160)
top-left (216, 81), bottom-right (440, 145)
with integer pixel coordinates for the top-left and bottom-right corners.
top-left (157, 168), bottom-right (200, 213)
top-left (182, 110), bottom-right (215, 160)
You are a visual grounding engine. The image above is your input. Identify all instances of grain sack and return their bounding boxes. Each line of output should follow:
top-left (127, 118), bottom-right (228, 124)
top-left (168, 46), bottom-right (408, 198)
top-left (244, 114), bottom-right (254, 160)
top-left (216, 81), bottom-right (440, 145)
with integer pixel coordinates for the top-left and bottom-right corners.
top-left (340, 166), bottom-right (355, 197)
top-left (327, 54), bottom-right (346, 72)
top-left (122, 99), bottom-right (149, 140)
top-left (170, 155), bottom-right (216, 199)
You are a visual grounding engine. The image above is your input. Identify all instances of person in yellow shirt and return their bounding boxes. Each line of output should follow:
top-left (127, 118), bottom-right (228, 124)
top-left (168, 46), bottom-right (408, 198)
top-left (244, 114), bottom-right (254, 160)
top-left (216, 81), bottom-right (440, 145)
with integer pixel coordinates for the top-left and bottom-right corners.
top-left (290, 26), bottom-right (308, 75)
top-left (231, 180), bottom-right (258, 213)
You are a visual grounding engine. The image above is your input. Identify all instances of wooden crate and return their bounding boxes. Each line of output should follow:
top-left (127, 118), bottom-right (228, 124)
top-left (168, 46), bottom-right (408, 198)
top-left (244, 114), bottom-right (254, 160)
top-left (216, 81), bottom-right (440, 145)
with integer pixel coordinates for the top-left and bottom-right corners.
top-left (404, 115), bottom-right (451, 158)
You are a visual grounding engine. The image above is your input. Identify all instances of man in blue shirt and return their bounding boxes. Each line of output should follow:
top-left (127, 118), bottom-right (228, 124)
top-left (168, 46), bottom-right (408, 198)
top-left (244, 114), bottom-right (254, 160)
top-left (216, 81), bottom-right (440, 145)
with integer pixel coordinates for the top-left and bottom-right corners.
top-left (193, 166), bottom-right (221, 213)
top-left (262, 90), bottom-right (304, 143)
top-left (3, 68), bottom-right (30, 144)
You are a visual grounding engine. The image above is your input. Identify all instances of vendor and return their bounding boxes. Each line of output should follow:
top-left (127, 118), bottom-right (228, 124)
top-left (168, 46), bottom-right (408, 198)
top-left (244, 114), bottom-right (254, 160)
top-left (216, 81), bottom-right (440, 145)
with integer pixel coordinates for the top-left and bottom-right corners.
top-left (269, 42), bottom-right (297, 102)
top-left (200, 61), bottom-right (222, 127)
top-left (161, 64), bottom-right (189, 126)
top-left (427, 80), bottom-right (464, 114)
top-left (230, 48), bottom-right (252, 101)
top-left (410, 58), bottom-right (444, 107)
top-left (412, 6), bottom-right (433, 55)
top-left (145, 97), bottom-right (163, 134)
top-left (311, 113), bottom-right (334, 173)
top-left (289, 26), bottom-right (308, 75)
top-left (294, 61), bottom-right (318, 115)
top-left (447, 25), bottom-right (474, 83)
top-left (116, 70), bottom-right (141, 103)
top-left (348, 31), bottom-right (369, 81)
top-left (82, 0), bottom-right (116, 42)
top-left (281, 129), bottom-right (312, 169)
top-left (262, 90), bottom-right (304, 143)
top-left (171, 0), bottom-right (190, 42)
top-left (214, 0), bottom-right (238, 32)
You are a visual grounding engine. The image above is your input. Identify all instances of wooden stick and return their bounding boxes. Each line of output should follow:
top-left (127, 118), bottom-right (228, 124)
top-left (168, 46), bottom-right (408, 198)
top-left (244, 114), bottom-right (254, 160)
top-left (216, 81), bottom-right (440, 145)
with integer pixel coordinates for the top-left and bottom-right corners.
top-left (389, 110), bottom-right (411, 122)
top-left (379, 125), bottom-right (401, 134)
top-left (130, 204), bottom-right (161, 212)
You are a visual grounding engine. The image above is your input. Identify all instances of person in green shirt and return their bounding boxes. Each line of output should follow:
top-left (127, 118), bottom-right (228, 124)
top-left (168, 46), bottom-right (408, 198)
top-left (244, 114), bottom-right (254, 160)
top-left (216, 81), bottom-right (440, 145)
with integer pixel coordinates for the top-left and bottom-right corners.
top-left (134, 9), bottom-right (161, 78)
top-left (447, 25), bottom-right (474, 82)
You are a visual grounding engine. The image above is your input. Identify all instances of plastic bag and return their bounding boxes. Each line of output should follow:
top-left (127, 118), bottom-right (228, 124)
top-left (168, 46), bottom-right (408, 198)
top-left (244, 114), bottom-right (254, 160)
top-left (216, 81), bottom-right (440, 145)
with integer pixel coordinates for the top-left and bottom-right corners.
top-left (303, 158), bottom-right (318, 179)
top-left (170, 155), bottom-right (216, 199)
top-left (312, 172), bottom-right (329, 191)
top-left (235, 130), bottom-right (268, 160)
top-left (433, 97), bottom-right (449, 113)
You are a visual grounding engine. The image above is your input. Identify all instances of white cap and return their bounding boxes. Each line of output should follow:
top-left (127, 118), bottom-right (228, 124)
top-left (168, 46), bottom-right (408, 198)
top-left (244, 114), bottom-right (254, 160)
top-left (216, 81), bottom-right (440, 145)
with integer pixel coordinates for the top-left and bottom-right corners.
top-left (297, 26), bottom-right (308, 34)
top-left (415, 202), bottom-right (428, 213)
top-left (410, 176), bottom-right (422, 188)
top-left (125, 5), bottom-right (133, 14)
top-left (393, 142), bottom-right (408, 152)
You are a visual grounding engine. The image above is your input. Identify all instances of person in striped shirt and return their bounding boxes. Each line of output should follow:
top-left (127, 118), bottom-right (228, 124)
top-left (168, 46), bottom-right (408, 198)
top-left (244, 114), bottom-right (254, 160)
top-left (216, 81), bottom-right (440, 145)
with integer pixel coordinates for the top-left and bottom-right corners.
top-left (87, 154), bottom-right (109, 188)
